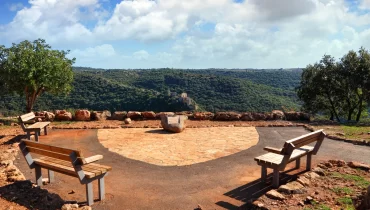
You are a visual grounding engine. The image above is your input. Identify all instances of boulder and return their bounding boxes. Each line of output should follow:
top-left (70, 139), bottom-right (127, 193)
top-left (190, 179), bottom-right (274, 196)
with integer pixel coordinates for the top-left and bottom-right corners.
top-left (297, 176), bottom-right (311, 187)
top-left (251, 112), bottom-right (267, 121)
top-left (142, 111), bottom-right (156, 119)
top-left (271, 110), bottom-right (285, 120)
top-left (278, 181), bottom-right (306, 194)
top-left (155, 112), bottom-right (175, 119)
top-left (193, 112), bottom-right (214, 120)
top-left (240, 112), bottom-right (254, 121)
top-left (285, 111), bottom-right (310, 121)
top-left (127, 111), bottom-right (142, 120)
top-left (348, 161), bottom-right (370, 170)
top-left (124, 118), bottom-right (132, 124)
top-left (161, 115), bottom-right (186, 133)
top-left (55, 110), bottom-right (73, 121)
top-left (91, 110), bottom-right (111, 121)
top-left (266, 189), bottom-right (286, 200)
top-left (45, 112), bottom-right (55, 121)
top-left (111, 111), bottom-right (127, 120)
top-left (214, 112), bottom-right (241, 121)
top-left (75, 110), bottom-right (90, 121)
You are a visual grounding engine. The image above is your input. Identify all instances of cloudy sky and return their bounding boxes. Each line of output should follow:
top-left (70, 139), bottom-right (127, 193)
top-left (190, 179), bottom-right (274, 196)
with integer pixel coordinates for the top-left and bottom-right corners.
top-left (0, 0), bottom-right (370, 69)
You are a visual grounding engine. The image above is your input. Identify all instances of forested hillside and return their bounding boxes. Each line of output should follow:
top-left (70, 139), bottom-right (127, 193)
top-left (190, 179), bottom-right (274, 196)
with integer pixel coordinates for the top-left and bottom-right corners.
top-left (0, 68), bottom-right (302, 116)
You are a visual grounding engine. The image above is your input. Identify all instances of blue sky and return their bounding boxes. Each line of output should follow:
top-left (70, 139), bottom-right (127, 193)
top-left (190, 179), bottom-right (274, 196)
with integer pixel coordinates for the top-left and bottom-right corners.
top-left (1, 0), bottom-right (370, 69)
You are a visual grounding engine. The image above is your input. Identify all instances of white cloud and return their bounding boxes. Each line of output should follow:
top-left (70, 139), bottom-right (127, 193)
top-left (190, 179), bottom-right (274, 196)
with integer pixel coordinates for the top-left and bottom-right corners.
top-left (133, 50), bottom-right (150, 60)
top-left (1, 0), bottom-right (370, 68)
top-left (9, 3), bottom-right (24, 12)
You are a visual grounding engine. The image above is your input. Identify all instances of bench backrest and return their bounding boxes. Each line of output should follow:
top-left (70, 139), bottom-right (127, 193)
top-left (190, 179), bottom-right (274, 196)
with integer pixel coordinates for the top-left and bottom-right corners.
top-left (19, 140), bottom-right (85, 166)
top-left (18, 112), bottom-right (36, 131)
top-left (280, 129), bottom-right (325, 156)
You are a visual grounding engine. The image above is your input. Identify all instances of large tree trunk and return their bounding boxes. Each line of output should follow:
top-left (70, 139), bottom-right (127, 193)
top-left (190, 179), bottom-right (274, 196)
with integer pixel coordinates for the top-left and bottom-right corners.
top-left (25, 87), bottom-right (43, 113)
top-left (326, 93), bottom-right (340, 122)
top-left (356, 97), bottom-right (364, 122)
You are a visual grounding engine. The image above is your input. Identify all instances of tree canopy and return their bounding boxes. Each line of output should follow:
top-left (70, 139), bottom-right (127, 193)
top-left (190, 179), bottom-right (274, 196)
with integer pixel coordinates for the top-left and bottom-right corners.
top-left (0, 39), bottom-right (75, 112)
top-left (297, 47), bottom-right (370, 122)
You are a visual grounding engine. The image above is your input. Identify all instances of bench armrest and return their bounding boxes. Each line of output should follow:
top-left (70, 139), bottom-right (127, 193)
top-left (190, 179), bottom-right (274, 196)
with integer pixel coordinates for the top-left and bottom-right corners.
top-left (263, 146), bottom-right (282, 154)
top-left (83, 155), bottom-right (103, 164)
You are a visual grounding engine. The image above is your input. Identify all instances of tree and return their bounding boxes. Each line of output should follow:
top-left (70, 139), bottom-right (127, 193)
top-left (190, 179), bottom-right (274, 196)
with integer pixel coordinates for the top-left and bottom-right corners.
top-left (297, 48), bottom-right (370, 122)
top-left (0, 39), bottom-right (75, 112)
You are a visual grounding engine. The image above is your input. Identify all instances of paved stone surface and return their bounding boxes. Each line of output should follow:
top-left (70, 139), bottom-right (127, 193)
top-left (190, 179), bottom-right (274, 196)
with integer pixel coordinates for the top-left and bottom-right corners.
top-left (98, 127), bottom-right (259, 166)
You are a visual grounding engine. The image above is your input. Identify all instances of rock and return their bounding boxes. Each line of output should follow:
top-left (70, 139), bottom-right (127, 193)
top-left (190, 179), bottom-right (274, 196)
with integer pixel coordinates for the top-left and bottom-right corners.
top-left (111, 111), bottom-right (127, 120)
top-left (142, 111), bottom-right (156, 119)
top-left (155, 112), bottom-right (175, 119)
top-left (11, 123), bottom-right (18, 126)
top-left (252, 201), bottom-right (266, 209)
top-left (124, 118), bottom-right (132, 124)
top-left (127, 111), bottom-right (142, 120)
top-left (68, 190), bottom-right (75, 194)
top-left (271, 110), bottom-right (285, 120)
top-left (303, 172), bottom-right (320, 180)
top-left (298, 201), bottom-right (305, 206)
top-left (329, 159), bottom-right (346, 167)
top-left (251, 112), bottom-right (267, 121)
top-left (297, 176), bottom-right (311, 187)
top-left (193, 112), bottom-right (214, 120)
top-left (91, 110), bottom-right (111, 121)
top-left (45, 112), bottom-right (55, 121)
top-left (306, 196), bottom-right (314, 202)
top-left (266, 189), bottom-right (286, 200)
top-left (79, 206), bottom-right (92, 210)
top-left (75, 110), bottom-right (90, 121)
top-left (285, 111), bottom-right (310, 121)
top-left (324, 162), bottom-right (333, 168)
top-left (240, 112), bottom-right (254, 121)
top-left (348, 161), bottom-right (370, 170)
top-left (161, 115), bottom-right (186, 133)
top-left (0, 160), bottom-right (13, 167)
top-left (278, 181), bottom-right (306, 194)
top-left (61, 204), bottom-right (79, 210)
top-left (55, 110), bottom-right (73, 121)
top-left (336, 132), bottom-right (345, 136)
top-left (194, 204), bottom-right (203, 210)
top-left (7, 174), bottom-right (26, 182)
top-left (213, 112), bottom-right (241, 121)
top-left (313, 167), bottom-right (326, 176)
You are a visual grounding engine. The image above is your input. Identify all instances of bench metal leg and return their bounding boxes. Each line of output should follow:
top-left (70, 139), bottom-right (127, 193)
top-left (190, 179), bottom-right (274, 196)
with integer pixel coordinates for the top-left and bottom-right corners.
top-left (306, 153), bottom-right (312, 170)
top-left (27, 132), bottom-right (31, 140)
top-left (35, 166), bottom-right (43, 186)
top-left (296, 158), bottom-right (301, 169)
top-left (261, 166), bottom-right (267, 182)
top-left (48, 170), bottom-right (54, 183)
top-left (98, 176), bottom-right (105, 200)
top-left (273, 168), bottom-right (279, 188)
top-left (44, 126), bottom-right (48, 135)
top-left (86, 181), bottom-right (94, 206)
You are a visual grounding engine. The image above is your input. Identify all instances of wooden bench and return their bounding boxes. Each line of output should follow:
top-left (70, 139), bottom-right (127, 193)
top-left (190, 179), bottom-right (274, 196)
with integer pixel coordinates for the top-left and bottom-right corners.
top-left (254, 129), bottom-right (325, 188)
top-left (19, 140), bottom-right (112, 206)
top-left (18, 112), bottom-right (50, 142)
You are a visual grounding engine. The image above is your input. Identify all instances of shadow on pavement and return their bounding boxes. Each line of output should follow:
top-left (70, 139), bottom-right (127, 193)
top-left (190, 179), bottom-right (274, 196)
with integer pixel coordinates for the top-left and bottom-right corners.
top-left (216, 168), bottom-right (307, 209)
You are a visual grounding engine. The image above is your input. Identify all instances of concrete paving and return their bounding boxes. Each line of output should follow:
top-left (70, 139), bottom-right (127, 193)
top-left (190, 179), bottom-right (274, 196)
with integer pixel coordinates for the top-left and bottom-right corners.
top-left (14, 127), bottom-right (370, 209)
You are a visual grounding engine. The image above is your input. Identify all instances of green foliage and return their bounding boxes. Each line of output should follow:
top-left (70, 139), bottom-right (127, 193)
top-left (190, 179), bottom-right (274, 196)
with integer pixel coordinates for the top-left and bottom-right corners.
top-left (297, 48), bottom-right (370, 122)
top-left (0, 39), bottom-right (75, 112)
top-left (0, 68), bottom-right (302, 115)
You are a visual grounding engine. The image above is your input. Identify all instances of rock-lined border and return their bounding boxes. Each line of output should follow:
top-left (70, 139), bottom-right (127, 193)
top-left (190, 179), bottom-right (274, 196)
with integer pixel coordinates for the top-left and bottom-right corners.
top-left (33, 110), bottom-right (310, 122)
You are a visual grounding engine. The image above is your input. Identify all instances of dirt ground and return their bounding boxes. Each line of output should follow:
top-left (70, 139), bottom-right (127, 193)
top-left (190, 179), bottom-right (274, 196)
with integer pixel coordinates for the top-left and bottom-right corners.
top-left (1, 120), bottom-right (370, 209)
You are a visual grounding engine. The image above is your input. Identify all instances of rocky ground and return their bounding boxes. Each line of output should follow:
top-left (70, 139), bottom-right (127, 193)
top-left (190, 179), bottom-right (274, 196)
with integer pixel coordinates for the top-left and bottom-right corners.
top-left (245, 160), bottom-right (370, 210)
top-left (0, 120), bottom-right (370, 209)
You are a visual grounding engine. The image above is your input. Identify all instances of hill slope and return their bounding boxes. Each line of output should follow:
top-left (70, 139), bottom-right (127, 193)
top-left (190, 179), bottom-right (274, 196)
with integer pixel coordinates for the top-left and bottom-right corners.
top-left (0, 68), bottom-right (302, 115)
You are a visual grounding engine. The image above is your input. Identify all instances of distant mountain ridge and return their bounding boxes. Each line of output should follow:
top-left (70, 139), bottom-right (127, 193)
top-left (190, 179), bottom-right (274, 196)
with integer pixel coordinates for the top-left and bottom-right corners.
top-left (0, 67), bottom-right (302, 116)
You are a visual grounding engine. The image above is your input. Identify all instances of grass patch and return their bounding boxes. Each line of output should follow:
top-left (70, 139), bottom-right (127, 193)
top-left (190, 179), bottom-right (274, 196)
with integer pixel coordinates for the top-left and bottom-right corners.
top-left (337, 197), bottom-right (355, 210)
top-left (331, 187), bottom-right (353, 195)
top-left (304, 201), bottom-right (331, 210)
top-left (330, 172), bottom-right (370, 188)
top-left (341, 125), bottom-right (370, 140)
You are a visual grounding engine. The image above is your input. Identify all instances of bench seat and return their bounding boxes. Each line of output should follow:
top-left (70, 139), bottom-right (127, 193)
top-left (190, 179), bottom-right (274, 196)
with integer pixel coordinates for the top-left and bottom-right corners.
top-left (34, 157), bottom-right (112, 179)
top-left (255, 146), bottom-right (314, 166)
top-left (26, 122), bottom-right (51, 130)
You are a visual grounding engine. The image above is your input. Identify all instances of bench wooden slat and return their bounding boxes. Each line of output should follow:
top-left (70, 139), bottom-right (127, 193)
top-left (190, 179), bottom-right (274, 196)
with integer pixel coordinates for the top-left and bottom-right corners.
top-left (27, 147), bottom-right (72, 162)
top-left (38, 156), bottom-right (111, 175)
top-left (23, 140), bottom-right (82, 156)
top-left (27, 122), bottom-right (51, 129)
top-left (20, 113), bottom-right (36, 122)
